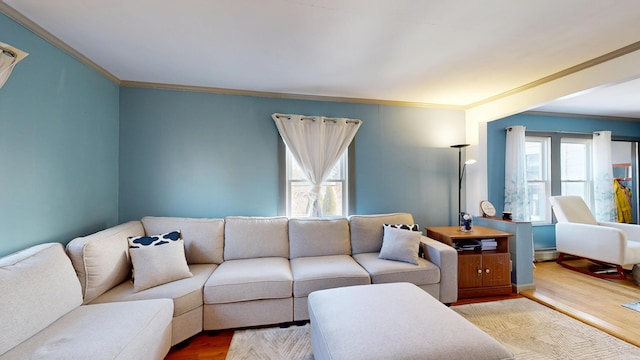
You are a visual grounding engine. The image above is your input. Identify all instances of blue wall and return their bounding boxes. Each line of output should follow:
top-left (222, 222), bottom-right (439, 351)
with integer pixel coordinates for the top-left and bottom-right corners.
top-left (119, 87), bottom-right (465, 229)
top-left (0, 14), bottom-right (120, 256)
top-left (487, 114), bottom-right (640, 250)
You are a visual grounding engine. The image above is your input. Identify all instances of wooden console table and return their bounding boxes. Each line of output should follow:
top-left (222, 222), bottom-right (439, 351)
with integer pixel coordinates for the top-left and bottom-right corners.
top-left (426, 226), bottom-right (512, 299)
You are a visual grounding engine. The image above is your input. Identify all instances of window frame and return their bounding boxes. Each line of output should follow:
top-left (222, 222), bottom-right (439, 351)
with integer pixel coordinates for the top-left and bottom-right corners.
top-left (525, 132), bottom-right (593, 225)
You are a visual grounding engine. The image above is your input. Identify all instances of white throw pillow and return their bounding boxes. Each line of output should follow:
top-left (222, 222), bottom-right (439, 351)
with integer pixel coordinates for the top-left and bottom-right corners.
top-left (128, 230), bottom-right (193, 292)
top-left (378, 225), bottom-right (421, 265)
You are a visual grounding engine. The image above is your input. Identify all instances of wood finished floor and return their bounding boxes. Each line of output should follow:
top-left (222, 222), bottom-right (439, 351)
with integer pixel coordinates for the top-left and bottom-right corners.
top-left (521, 259), bottom-right (640, 348)
top-left (165, 260), bottom-right (640, 359)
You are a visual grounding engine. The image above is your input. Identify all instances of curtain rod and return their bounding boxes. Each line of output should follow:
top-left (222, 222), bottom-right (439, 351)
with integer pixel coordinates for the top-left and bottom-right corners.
top-left (506, 128), bottom-right (601, 136)
top-left (274, 114), bottom-right (361, 124)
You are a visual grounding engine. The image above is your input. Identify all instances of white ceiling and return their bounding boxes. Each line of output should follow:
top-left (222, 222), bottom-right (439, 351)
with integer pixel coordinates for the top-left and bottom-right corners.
top-left (2, 0), bottom-right (640, 118)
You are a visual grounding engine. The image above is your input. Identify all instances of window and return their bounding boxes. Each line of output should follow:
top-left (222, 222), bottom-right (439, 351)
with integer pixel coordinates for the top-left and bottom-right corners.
top-left (526, 137), bottom-right (551, 223)
top-left (285, 148), bottom-right (348, 217)
top-left (560, 138), bottom-right (592, 208)
top-left (525, 134), bottom-right (593, 224)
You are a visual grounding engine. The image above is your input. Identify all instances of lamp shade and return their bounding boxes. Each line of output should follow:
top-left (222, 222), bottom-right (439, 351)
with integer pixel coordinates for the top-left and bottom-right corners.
top-left (0, 42), bottom-right (28, 89)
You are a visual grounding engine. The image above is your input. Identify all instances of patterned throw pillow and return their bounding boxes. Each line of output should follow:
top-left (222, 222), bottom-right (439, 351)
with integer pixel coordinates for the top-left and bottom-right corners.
top-left (383, 223), bottom-right (420, 232)
top-left (128, 230), bottom-right (193, 292)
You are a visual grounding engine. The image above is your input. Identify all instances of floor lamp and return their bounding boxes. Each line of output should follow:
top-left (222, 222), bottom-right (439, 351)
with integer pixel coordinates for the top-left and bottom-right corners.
top-left (451, 144), bottom-right (476, 225)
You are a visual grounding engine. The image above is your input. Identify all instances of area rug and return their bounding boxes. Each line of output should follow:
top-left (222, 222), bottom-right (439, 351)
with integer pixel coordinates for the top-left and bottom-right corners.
top-left (452, 298), bottom-right (640, 359)
top-left (623, 301), bottom-right (640, 313)
top-left (225, 324), bottom-right (312, 360)
top-left (226, 298), bottom-right (640, 360)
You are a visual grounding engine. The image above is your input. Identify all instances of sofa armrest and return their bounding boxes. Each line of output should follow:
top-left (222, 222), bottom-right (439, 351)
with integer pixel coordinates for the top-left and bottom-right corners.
top-left (420, 237), bottom-right (458, 304)
top-left (598, 221), bottom-right (640, 243)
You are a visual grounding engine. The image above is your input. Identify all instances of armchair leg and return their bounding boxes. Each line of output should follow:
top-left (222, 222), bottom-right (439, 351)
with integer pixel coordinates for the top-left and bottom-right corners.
top-left (556, 252), bottom-right (626, 280)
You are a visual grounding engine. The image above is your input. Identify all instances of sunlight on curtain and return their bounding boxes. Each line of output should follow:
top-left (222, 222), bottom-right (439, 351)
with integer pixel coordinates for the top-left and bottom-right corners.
top-left (505, 126), bottom-right (530, 221)
top-left (272, 113), bottom-right (361, 217)
top-left (593, 131), bottom-right (617, 222)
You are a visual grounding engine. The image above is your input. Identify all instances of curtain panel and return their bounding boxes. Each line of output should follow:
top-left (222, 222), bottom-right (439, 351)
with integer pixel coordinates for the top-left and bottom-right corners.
top-left (272, 113), bottom-right (361, 217)
top-left (504, 125), bottom-right (531, 221)
top-left (592, 131), bottom-right (617, 222)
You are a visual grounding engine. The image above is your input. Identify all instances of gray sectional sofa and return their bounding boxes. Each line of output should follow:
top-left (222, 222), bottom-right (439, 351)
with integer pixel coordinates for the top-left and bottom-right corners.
top-left (0, 212), bottom-right (458, 359)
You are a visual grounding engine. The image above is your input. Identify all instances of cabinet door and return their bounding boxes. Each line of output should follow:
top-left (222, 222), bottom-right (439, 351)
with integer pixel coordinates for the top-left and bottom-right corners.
top-left (482, 253), bottom-right (510, 287)
top-left (458, 254), bottom-right (483, 289)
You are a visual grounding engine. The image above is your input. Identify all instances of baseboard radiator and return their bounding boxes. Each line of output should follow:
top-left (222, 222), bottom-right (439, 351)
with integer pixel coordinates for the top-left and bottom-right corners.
top-left (534, 249), bottom-right (559, 262)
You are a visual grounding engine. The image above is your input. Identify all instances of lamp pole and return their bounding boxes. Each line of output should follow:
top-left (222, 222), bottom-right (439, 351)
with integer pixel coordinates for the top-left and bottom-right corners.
top-left (451, 144), bottom-right (470, 225)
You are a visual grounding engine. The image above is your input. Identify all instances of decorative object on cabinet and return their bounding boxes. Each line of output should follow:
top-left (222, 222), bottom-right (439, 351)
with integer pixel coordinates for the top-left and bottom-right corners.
top-left (461, 212), bottom-right (473, 232)
top-left (480, 200), bottom-right (496, 217)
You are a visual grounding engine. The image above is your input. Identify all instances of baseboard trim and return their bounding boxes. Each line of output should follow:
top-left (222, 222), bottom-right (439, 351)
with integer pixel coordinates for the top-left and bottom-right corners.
top-left (513, 283), bottom-right (536, 293)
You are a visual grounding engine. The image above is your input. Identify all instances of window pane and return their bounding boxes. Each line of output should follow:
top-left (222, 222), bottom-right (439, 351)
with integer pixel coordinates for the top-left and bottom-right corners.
top-left (321, 182), bottom-right (343, 216)
top-left (527, 182), bottom-right (547, 222)
top-left (526, 142), bottom-right (544, 180)
top-left (560, 138), bottom-right (591, 207)
top-left (561, 182), bottom-right (587, 197)
top-left (561, 142), bottom-right (588, 180)
top-left (290, 182), bottom-right (311, 217)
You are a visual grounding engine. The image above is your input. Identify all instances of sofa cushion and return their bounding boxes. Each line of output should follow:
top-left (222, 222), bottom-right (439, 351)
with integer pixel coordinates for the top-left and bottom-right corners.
top-left (66, 221), bottom-right (145, 304)
top-left (224, 216), bottom-right (289, 260)
top-left (378, 225), bottom-right (421, 265)
top-left (204, 257), bottom-right (293, 304)
top-left (289, 217), bottom-right (351, 259)
top-left (349, 213), bottom-right (415, 254)
top-left (141, 216), bottom-right (225, 264)
top-left (128, 231), bottom-right (193, 292)
top-left (1, 299), bottom-right (173, 360)
top-left (0, 243), bottom-right (83, 357)
top-left (90, 264), bottom-right (216, 318)
top-left (290, 255), bottom-right (371, 297)
top-left (353, 252), bottom-right (440, 285)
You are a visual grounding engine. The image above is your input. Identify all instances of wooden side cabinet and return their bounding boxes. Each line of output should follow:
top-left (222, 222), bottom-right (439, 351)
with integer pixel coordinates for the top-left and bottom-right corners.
top-left (426, 226), bottom-right (512, 299)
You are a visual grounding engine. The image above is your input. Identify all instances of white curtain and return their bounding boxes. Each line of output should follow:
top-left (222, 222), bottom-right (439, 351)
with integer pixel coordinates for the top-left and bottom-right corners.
top-left (0, 42), bottom-right (28, 88)
top-left (272, 113), bottom-right (361, 217)
top-left (592, 131), bottom-right (617, 221)
top-left (504, 126), bottom-right (530, 221)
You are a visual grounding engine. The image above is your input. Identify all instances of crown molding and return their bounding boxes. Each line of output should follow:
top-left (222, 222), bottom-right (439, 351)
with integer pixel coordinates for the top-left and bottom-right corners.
top-left (120, 80), bottom-right (464, 109)
top-left (523, 110), bottom-right (640, 122)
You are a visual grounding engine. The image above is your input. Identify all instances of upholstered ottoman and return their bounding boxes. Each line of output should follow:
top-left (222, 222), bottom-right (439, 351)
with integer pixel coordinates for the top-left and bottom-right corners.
top-left (308, 283), bottom-right (514, 360)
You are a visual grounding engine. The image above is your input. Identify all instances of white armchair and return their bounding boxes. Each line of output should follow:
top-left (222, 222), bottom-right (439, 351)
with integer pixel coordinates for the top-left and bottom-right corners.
top-left (549, 195), bottom-right (640, 279)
